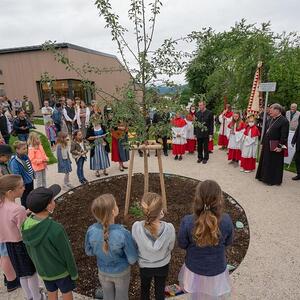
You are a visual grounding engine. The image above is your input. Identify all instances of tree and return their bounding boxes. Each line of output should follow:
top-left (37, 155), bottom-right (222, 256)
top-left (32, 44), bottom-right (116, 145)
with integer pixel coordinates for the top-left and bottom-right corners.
top-left (186, 20), bottom-right (276, 113)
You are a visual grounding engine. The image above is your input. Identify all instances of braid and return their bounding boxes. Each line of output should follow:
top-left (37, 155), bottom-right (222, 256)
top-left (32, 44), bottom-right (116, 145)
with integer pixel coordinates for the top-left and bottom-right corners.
top-left (102, 220), bottom-right (110, 253)
top-left (141, 192), bottom-right (163, 238)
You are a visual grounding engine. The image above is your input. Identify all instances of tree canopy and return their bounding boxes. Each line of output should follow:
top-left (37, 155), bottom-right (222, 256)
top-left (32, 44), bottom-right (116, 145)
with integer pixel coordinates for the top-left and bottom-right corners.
top-left (186, 20), bottom-right (300, 113)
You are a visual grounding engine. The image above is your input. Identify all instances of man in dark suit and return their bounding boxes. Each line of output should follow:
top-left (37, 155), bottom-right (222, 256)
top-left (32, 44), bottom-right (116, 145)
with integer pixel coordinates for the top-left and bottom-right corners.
top-left (194, 101), bottom-right (214, 164)
top-left (292, 117), bottom-right (300, 180)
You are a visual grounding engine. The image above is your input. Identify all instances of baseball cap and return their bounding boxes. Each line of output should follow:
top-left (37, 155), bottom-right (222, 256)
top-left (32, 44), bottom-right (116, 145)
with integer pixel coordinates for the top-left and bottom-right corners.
top-left (0, 144), bottom-right (13, 156)
top-left (26, 185), bottom-right (61, 213)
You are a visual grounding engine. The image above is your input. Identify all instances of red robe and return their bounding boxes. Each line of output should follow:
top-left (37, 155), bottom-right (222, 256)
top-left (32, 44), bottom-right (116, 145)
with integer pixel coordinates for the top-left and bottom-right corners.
top-left (218, 111), bottom-right (234, 147)
top-left (172, 117), bottom-right (187, 155)
top-left (185, 113), bottom-right (196, 153)
top-left (240, 125), bottom-right (260, 171)
top-left (227, 121), bottom-right (246, 161)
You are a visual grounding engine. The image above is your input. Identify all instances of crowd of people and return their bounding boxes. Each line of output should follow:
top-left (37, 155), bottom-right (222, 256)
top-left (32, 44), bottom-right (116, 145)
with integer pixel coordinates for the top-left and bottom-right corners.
top-left (0, 93), bottom-right (300, 300)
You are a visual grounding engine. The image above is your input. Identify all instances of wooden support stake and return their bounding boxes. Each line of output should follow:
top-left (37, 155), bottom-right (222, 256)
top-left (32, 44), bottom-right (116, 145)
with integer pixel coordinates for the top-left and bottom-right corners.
top-left (124, 149), bottom-right (135, 217)
top-left (143, 150), bottom-right (149, 194)
top-left (157, 149), bottom-right (167, 212)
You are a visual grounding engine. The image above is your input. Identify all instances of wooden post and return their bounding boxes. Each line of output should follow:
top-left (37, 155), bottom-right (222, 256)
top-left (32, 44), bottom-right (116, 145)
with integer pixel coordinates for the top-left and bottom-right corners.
top-left (124, 149), bottom-right (135, 217)
top-left (143, 149), bottom-right (149, 194)
top-left (157, 149), bottom-right (167, 212)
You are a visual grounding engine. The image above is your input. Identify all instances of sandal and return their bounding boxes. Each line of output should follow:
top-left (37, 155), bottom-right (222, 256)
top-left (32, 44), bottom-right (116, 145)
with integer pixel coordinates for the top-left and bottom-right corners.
top-left (95, 171), bottom-right (100, 177)
top-left (103, 171), bottom-right (109, 176)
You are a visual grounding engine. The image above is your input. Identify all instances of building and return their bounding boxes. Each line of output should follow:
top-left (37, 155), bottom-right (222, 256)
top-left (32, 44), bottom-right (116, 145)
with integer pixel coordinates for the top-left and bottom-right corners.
top-left (0, 43), bottom-right (132, 114)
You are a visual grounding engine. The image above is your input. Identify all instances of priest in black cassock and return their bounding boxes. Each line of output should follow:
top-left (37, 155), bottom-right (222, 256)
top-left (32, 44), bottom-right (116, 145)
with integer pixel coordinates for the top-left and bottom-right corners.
top-left (256, 103), bottom-right (289, 185)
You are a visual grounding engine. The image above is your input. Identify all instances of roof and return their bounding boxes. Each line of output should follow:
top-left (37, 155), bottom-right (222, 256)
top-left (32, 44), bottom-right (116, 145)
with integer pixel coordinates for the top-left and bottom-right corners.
top-left (0, 43), bottom-right (117, 59)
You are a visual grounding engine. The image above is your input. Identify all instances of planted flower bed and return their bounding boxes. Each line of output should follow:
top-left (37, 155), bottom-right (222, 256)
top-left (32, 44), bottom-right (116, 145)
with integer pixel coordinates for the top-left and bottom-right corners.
top-left (54, 173), bottom-right (250, 299)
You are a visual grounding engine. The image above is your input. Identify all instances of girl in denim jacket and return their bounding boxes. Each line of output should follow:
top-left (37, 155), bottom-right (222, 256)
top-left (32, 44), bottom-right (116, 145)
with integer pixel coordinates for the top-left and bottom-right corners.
top-left (85, 194), bottom-right (137, 300)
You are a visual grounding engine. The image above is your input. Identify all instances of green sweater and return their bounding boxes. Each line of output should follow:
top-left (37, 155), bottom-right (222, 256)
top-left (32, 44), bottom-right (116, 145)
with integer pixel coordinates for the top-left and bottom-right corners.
top-left (21, 216), bottom-right (78, 281)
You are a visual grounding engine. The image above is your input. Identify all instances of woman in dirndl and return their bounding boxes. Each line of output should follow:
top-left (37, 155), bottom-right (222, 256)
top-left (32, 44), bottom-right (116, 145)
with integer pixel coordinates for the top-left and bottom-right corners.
top-left (178, 180), bottom-right (233, 300)
top-left (86, 113), bottom-right (110, 177)
top-left (111, 122), bottom-right (129, 171)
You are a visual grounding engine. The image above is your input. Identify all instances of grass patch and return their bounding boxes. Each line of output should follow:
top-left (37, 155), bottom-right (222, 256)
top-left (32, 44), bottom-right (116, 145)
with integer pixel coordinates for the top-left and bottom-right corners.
top-left (129, 201), bottom-right (144, 217)
top-left (33, 118), bottom-right (44, 125)
top-left (9, 130), bottom-right (57, 165)
top-left (284, 161), bottom-right (296, 173)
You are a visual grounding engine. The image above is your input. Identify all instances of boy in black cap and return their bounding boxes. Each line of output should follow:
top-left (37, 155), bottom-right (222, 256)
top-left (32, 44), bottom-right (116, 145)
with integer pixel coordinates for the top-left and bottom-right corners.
top-left (21, 185), bottom-right (78, 300)
top-left (0, 144), bottom-right (13, 176)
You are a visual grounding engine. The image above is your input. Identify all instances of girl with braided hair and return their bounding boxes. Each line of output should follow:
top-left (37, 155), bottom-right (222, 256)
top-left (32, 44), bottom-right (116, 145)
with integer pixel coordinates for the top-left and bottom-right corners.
top-left (85, 194), bottom-right (137, 300)
top-left (178, 180), bottom-right (234, 299)
top-left (132, 192), bottom-right (175, 300)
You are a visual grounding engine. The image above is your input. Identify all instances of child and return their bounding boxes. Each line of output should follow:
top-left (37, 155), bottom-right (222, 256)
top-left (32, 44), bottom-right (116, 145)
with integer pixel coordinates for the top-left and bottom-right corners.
top-left (28, 132), bottom-right (49, 188)
top-left (0, 144), bottom-right (13, 176)
top-left (218, 104), bottom-right (233, 149)
top-left (9, 141), bottom-right (34, 208)
top-left (85, 194), bottom-right (138, 300)
top-left (178, 180), bottom-right (234, 300)
top-left (70, 130), bottom-right (88, 184)
top-left (185, 105), bottom-right (197, 154)
top-left (22, 185), bottom-right (78, 300)
top-left (227, 112), bottom-right (246, 164)
top-left (56, 132), bottom-right (73, 189)
top-left (132, 193), bottom-right (175, 300)
top-left (45, 120), bottom-right (57, 150)
top-left (171, 112), bottom-right (187, 160)
top-left (240, 115), bottom-right (260, 173)
top-left (0, 174), bottom-right (44, 300)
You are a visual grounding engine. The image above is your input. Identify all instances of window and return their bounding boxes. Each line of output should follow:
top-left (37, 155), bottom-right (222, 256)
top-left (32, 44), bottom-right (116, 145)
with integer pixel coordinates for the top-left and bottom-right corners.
top-left (37, 79), bottom-right (95, 105)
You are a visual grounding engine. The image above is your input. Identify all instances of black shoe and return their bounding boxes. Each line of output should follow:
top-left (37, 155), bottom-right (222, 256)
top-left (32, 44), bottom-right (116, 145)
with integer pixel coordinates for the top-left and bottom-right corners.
top-left (197, 159), bottom-right (202, 163)
top-left (138, 150), bottom-right (143, 157)
top-left (164, 152), bottom-right (168, 156)
top-left (7, 277), bottom-right (21, 292)
top-left (202, 159), bottom-right (208, 164)
top-left (292, 175), bottom-right (300, 181)
top-left (178, 156), bottom-right (182, 161)
top-left (175, 155), bottom-right (178, 160)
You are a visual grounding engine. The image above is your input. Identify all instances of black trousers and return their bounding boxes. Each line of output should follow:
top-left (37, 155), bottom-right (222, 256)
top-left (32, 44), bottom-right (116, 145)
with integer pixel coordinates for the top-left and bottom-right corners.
top-left (197, 137), bottom-right (209, 160)
top-left (21, 181), bottom-right (34, 208)
top-left (140, 264), bottom-right (169, 300)
top-left (295, 151), bottom-right (300, 175)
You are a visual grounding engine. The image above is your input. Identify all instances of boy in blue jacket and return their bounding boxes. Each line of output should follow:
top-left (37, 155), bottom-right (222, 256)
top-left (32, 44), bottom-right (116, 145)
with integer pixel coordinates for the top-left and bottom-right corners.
top-left (9, 141), bottom-right (34, 208)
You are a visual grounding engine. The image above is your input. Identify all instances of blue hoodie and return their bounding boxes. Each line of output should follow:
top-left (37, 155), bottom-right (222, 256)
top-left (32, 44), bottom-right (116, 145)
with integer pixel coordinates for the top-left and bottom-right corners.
top-left (9, 154), bottom-right (34, 184)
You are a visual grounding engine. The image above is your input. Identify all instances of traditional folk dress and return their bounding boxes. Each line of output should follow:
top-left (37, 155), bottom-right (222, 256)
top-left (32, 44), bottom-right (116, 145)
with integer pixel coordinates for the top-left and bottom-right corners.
top-left (171, 117), bottom-right (187, 156)
top-left (185, 113), bottom-right (196, 153)
top-left (218, 111), bottom-right (233, 147)
top-left (111, 129), bottom-right (129, 163)
top-left (240, 125), bottom-right (260, 171)
top-left (227, 121), bottom-right (246, 161)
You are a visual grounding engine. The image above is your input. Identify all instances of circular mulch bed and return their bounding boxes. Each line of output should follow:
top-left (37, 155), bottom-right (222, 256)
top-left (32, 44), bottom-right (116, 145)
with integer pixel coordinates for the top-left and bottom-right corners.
top-left (54, 173), bottom-right (250, 299)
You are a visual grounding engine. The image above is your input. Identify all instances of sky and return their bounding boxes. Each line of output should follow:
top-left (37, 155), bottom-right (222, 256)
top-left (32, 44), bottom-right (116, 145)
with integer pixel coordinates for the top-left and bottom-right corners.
top-left (1, 0), bottom-right (299, 83)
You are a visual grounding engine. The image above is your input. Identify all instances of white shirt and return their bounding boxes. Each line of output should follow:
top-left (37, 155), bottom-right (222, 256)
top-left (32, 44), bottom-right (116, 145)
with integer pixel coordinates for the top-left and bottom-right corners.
top-left (41, 106), bottom-right (54, 124)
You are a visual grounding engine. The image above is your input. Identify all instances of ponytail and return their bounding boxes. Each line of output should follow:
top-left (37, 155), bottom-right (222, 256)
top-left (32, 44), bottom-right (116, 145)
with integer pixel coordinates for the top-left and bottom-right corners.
top-left (141, 192), bottom-right (163, 238)
top-left (193, 180), bottom-right (223, 247)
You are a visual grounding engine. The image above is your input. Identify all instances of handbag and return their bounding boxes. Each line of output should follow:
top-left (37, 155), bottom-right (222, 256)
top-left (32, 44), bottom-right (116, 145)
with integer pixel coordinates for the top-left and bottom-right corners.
top-left (269, 140), bottom-right (279, 151)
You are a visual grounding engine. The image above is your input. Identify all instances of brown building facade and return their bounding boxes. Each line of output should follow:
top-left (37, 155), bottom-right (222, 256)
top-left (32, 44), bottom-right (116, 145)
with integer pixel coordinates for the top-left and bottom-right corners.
top-left (0, 43), bottom-right (131, 114)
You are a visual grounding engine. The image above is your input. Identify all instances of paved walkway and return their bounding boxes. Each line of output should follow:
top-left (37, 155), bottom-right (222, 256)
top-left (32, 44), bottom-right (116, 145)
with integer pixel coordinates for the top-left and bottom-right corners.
top-left (1, 130), bottom-right (300, 299)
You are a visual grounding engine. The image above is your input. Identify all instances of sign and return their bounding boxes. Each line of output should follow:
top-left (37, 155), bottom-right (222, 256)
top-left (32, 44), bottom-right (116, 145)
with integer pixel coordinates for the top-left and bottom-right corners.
top-left (259, 82), bottom-right (276, 92)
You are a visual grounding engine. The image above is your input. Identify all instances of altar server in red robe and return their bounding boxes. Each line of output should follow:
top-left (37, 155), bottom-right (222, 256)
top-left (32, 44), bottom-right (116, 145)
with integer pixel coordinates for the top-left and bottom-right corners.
top-left (171, 113), bottom-right (187, 161)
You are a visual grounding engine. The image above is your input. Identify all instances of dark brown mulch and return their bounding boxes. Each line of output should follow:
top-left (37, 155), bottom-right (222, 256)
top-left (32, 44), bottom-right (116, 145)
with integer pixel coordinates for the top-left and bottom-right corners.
top-left (54, 173), bottom-right (250, 299)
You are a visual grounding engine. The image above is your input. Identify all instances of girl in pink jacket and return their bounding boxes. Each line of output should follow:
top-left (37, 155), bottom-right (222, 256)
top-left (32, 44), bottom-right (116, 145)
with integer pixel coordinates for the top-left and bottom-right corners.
top-left (28, 133), bottom-right (48, 188)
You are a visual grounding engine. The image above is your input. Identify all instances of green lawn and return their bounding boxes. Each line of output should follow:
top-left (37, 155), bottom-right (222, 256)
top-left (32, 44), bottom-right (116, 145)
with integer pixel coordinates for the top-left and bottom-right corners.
top-left (9, 130), bottom-right (57, 165)
top-left (32, 118), bottom-right (45, 125)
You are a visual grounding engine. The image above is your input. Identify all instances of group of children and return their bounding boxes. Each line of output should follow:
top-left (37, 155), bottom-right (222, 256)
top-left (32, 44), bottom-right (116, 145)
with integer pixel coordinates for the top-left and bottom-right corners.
top-left (0, 174), bottom-right (233, 300)
top-left (225, 113), bottom-right (260, 173)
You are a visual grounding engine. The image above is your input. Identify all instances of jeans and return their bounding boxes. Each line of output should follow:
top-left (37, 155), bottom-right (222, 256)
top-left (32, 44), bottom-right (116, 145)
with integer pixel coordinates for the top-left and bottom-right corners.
top-left (18, 134), bottom-right (29, 142)
top-left (35, 169), bottom-right (46, 188)
top-left (197, 137), bottom-right (209, 160)
top-left (140, 264), bottom-right (169, 300)
top-left (98, 268), bottom-right (130, 300)
top-left (76, 157), bottom-right (86, 183)
top-left (21, 181), bottom-right (34, 208)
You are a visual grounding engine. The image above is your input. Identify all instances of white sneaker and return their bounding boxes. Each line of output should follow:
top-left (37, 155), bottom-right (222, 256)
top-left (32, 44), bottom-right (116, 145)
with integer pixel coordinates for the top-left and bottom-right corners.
top-left (244, 170), bottom-right (251, 173)
top-left (66, 183), bottom-right (75, 189)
